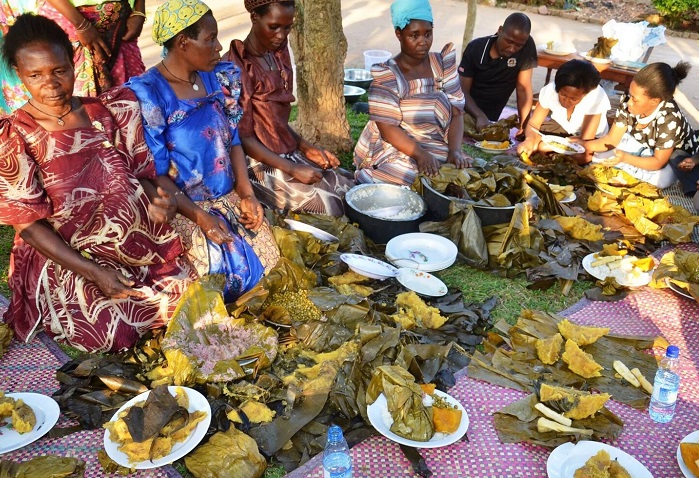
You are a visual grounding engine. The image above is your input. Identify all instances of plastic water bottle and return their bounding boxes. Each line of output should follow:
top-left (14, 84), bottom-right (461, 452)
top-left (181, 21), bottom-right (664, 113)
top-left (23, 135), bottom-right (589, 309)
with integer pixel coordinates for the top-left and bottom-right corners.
top-left (648, 345), bottom-right (681, 423)
top-left (323, 424), bottom-right (352, 478)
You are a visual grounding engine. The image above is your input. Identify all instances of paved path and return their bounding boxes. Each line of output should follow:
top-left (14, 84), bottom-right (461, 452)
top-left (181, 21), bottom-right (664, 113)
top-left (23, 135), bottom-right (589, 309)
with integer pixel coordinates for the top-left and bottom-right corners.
top-left (140, 0), bottom-right (699, 128)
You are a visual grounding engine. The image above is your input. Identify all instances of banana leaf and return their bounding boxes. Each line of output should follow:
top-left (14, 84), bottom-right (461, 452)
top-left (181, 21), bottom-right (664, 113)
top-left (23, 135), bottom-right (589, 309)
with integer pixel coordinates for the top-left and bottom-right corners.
top-left (419, 208), bottom-right (488, 269)
top-left (493, 393), bottom-right (623, 448)
top-left (160, 275), bottom-right (278, 385)
top-left (185, 428), bottom-right (267, 478)
top-left (651, 249), bottom-right (699, 300)
top-left (283, 212), bottom-right (370, 253)
top-left (484, 204), bottom-right (546, 273)
top-left (468, 310), bottom-right (658, 410)
top-left (0, 323), bottom-right (12, 359)
top-left (622, 194), bottom-right (699, 243)
top-left (465, 114), bottom-right (518, 141)
top-left (366, 365), bottom-right (434, 442)
top-left (0, 456), bottom-right (85, 478)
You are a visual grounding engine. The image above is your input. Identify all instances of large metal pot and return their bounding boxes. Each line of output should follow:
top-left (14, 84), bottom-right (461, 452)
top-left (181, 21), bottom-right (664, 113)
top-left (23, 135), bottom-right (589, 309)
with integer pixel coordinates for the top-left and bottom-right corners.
top-left (420, 177), bottom-right (515, 226)
top-left (345, 184), bottom-right (427, 244)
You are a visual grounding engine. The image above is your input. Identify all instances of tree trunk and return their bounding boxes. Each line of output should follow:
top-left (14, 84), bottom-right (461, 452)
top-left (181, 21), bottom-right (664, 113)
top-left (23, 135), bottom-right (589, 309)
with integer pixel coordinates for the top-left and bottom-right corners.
top-left (462, 0), bottom-right (478, 47)
top-left (290, 0), bottom-right (352, 152)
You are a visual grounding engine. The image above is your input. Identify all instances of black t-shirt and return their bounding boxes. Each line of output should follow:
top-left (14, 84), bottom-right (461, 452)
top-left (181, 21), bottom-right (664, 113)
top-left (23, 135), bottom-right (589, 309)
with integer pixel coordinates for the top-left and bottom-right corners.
top-left (458, 34), bottom-right (538, 121)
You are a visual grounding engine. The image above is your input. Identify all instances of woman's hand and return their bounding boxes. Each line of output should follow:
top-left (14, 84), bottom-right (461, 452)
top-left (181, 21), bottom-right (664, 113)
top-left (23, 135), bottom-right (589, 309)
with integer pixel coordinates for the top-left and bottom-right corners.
top-left (304, 145), bottom-right (340, 169)
top-left (446, 150), bottom-right (472, 169)
top-left (147, 187), bottom-right (177, 223)
top-left (239, 195), bottom-right (264, 231)
top-left (75, 22), bottom-right (110, 64)
top-left (199, 214), bottom-right (233, 245)
top-left (122, 14), bottom-right (145, 42)
top-left (677, 156), bottom-right (699, 172)
top-left (517, 138), bottom-right (538, 157)
top-left (415, 152), bottom-right (440, 177)
top-left (291, 164), bottom-right (323, 184)
top-left (600, 149), bottom-right (624, 168)
top-left (91, 267), bottom-right (146, 299)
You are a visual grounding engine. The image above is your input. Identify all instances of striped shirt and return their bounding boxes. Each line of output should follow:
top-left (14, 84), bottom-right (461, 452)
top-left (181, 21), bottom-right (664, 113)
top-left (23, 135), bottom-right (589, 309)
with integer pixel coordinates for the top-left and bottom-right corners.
top-left (353, 43), bottom-right (465, 186)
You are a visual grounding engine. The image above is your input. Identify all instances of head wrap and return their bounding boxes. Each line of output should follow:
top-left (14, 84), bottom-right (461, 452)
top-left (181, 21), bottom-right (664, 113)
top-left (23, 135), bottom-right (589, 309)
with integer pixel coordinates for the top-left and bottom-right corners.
top-left (152, 0), bottom-right (211, 46)
top-left (390, 0), bottom-right (433, 30)
top-left (244, 0), bottom-right (295, 13)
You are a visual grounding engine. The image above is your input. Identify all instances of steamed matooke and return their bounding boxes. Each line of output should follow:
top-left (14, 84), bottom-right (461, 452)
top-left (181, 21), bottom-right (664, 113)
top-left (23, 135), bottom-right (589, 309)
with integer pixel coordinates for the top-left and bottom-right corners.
top-left (539, 383), bottom-right (610, 420)
top-left (558, 319), bottom-right (609, 346)
top-left (562, 339), bottom-right (603, 378)
top-left (11, 399), bottom-right (36, 433)
top-left (535, 333), bottom-right (564, 365)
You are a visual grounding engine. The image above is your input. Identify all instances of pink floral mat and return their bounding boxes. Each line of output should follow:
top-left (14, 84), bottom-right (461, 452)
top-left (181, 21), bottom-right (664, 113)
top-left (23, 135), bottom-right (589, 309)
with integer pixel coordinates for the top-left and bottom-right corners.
top-left (288, 256), bottom-right (699, 477)
top-left (0, 297), bottom-right (180, 478)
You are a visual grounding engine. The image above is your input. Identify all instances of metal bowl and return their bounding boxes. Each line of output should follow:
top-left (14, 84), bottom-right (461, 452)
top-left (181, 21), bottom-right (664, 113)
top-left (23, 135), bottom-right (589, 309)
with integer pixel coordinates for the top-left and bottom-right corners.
top-left (344, 85), bottom-right (366, 104)
top-left (344, 68), bottom-right (373, 90)
top-left (345, 184), bottom-right (427, 244)
top-left (421, 177), bottom-right (515, 226)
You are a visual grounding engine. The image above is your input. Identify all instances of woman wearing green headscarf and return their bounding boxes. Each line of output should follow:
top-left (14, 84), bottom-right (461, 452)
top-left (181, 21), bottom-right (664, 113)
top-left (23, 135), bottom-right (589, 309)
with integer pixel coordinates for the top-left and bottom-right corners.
top-left (127, 0), bottom-right (280, 302)
top-left (354, 0), bottom-right (471, 186)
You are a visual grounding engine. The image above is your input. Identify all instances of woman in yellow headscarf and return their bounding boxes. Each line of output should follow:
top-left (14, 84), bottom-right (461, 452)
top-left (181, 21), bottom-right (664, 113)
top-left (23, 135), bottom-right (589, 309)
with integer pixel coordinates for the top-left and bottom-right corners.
top-left (127, 0), bottom-right (280, 302)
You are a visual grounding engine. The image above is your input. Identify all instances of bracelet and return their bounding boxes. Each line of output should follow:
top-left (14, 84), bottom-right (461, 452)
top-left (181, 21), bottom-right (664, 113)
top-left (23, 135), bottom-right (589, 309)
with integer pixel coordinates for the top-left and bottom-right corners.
top-left (129, 11), bottom-right (147, 20)
top-left (75, 17), bottom-right (91, 32)
top-left (174, 190), bottom-right (185, 197)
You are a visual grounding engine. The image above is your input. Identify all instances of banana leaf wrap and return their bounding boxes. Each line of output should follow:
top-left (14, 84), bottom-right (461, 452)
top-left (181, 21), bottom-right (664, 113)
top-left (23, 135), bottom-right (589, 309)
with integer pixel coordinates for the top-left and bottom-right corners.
top-left (0, 456), bottom-right (85, 478)
top-left (468, 310), bottom-right (659, 410)
top-left (366, 365), bottom-right (434, 442)
top-left (184, 427), bottom-right (267, 478)
top-left (0, 323), bottom-right (13, 359)
top-left (651, 249), bottom-right (699, 301)
top-left (160, 275), bottom-right (278, 386)
top-left (492, 393), bottom-right (623, 448)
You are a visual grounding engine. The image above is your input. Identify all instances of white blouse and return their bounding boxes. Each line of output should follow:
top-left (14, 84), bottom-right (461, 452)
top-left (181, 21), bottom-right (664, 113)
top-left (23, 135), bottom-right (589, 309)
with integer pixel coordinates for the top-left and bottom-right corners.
top-left (538, 82), bottom-right (611, 137)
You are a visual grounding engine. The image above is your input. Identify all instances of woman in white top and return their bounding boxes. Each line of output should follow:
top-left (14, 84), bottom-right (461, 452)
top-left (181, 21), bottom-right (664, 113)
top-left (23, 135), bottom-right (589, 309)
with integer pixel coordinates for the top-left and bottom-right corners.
top-left (517, 59), bottom-right (610, 157)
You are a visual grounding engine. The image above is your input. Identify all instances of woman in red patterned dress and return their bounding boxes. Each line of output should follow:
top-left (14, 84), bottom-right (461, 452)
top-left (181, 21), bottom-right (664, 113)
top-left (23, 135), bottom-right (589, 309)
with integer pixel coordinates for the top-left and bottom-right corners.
top-left (0, 14), bottom-right (196, 353)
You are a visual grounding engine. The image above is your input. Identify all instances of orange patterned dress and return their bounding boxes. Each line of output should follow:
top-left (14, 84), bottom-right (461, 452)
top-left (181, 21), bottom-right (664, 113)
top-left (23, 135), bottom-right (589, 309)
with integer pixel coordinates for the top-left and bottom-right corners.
top-left (0, 88), bottom-right (196, 353)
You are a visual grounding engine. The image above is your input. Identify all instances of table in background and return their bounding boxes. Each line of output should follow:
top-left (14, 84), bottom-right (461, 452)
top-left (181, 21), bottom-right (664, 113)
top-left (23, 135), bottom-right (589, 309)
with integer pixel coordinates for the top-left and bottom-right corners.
top-left (537, 51), bottom-right (641, 92)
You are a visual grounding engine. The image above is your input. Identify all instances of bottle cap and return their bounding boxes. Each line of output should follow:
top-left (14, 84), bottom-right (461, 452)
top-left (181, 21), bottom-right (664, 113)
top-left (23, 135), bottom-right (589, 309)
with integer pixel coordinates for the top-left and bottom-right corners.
top-left (327, 424), bottom-right (343, 442)
top-left (666, 345), bottom-right (680, 358)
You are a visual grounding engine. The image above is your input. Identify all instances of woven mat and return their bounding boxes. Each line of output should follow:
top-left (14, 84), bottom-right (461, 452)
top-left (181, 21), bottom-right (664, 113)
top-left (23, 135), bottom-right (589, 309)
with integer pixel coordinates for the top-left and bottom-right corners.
top-left (288, 251), bottom-right (699, 478)
top-left (0, 298), bottom-right (180, 478)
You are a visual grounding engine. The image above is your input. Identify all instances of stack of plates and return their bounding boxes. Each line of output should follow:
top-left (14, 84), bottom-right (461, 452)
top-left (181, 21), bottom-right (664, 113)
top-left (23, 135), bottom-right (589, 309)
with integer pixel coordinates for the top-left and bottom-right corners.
top-left (385, 233), bottom-right (458, 272)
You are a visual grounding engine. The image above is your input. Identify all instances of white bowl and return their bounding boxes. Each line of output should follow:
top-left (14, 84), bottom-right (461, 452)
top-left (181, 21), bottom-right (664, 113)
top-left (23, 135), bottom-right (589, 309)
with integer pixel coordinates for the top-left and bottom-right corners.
top-left (340, 253), bottom-right (400, 280)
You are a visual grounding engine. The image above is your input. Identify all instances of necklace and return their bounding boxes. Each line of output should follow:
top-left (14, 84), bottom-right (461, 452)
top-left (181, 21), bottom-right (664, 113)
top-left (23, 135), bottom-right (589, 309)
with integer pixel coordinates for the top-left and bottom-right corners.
top-left (161, 60), bottom-right (199, 91)
top-left (28, 99), bottom-right (73, 126)
top-left (245, 38), bottom-right (289, 90)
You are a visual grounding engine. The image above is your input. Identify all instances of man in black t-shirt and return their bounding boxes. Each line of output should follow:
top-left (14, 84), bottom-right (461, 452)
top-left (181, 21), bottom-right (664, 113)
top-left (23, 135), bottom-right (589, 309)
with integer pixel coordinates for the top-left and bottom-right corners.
top-left (458, 12), bottom-right (537, 136)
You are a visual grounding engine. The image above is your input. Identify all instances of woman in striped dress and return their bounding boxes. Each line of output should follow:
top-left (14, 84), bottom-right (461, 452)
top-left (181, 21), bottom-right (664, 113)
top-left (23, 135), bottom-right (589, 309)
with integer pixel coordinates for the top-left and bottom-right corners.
top-left (353, 0), bottom-right (471, 186)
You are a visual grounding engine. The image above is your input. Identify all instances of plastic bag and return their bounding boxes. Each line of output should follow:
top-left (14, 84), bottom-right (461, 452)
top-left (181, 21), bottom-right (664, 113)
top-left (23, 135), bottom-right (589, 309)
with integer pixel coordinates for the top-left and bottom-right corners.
top-left (601, 20), bottom-right (666, 62)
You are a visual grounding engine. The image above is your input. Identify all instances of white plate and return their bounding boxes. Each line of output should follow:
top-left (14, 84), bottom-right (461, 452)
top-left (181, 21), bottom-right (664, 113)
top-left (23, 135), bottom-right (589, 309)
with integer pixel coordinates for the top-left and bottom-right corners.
top-left (386, 233), bottom-right (458, 273)
top-left (582, 53), bottom-right (613, 65)
top-left (473, 141), bottom-right (513, 153)
top-left (677, 429), bottom-right (699, 478)
top-left (667, 280), bottom-right (695, 302)
top-left (538, 44), bottom-right (574, 56)
top-left (283, 219), bottom-right (339, 242)
top-left (540, 135), bottom-right (585, 155)
top-left (340, 253), bottom-right (400, 280)
top-left (547, 441), bottom-right (653, 478)
top-left (582, 253), bottom-right (654, 287)
top-left (397, 268), bottom-right (448, 297)
top-left (367, 390), bottom-right (469, 448)
top-left (0, 392), bottom-right (60, 454)
top-left (103, 386), bottom-right (211, 469)
top-left (559, 191), bottom-right (576, 204)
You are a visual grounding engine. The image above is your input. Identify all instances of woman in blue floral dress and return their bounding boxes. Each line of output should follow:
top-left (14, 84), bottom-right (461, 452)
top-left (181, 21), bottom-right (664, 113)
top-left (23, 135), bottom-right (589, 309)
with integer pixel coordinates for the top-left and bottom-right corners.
top-left (127, 0), bottom-right (279, 301)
